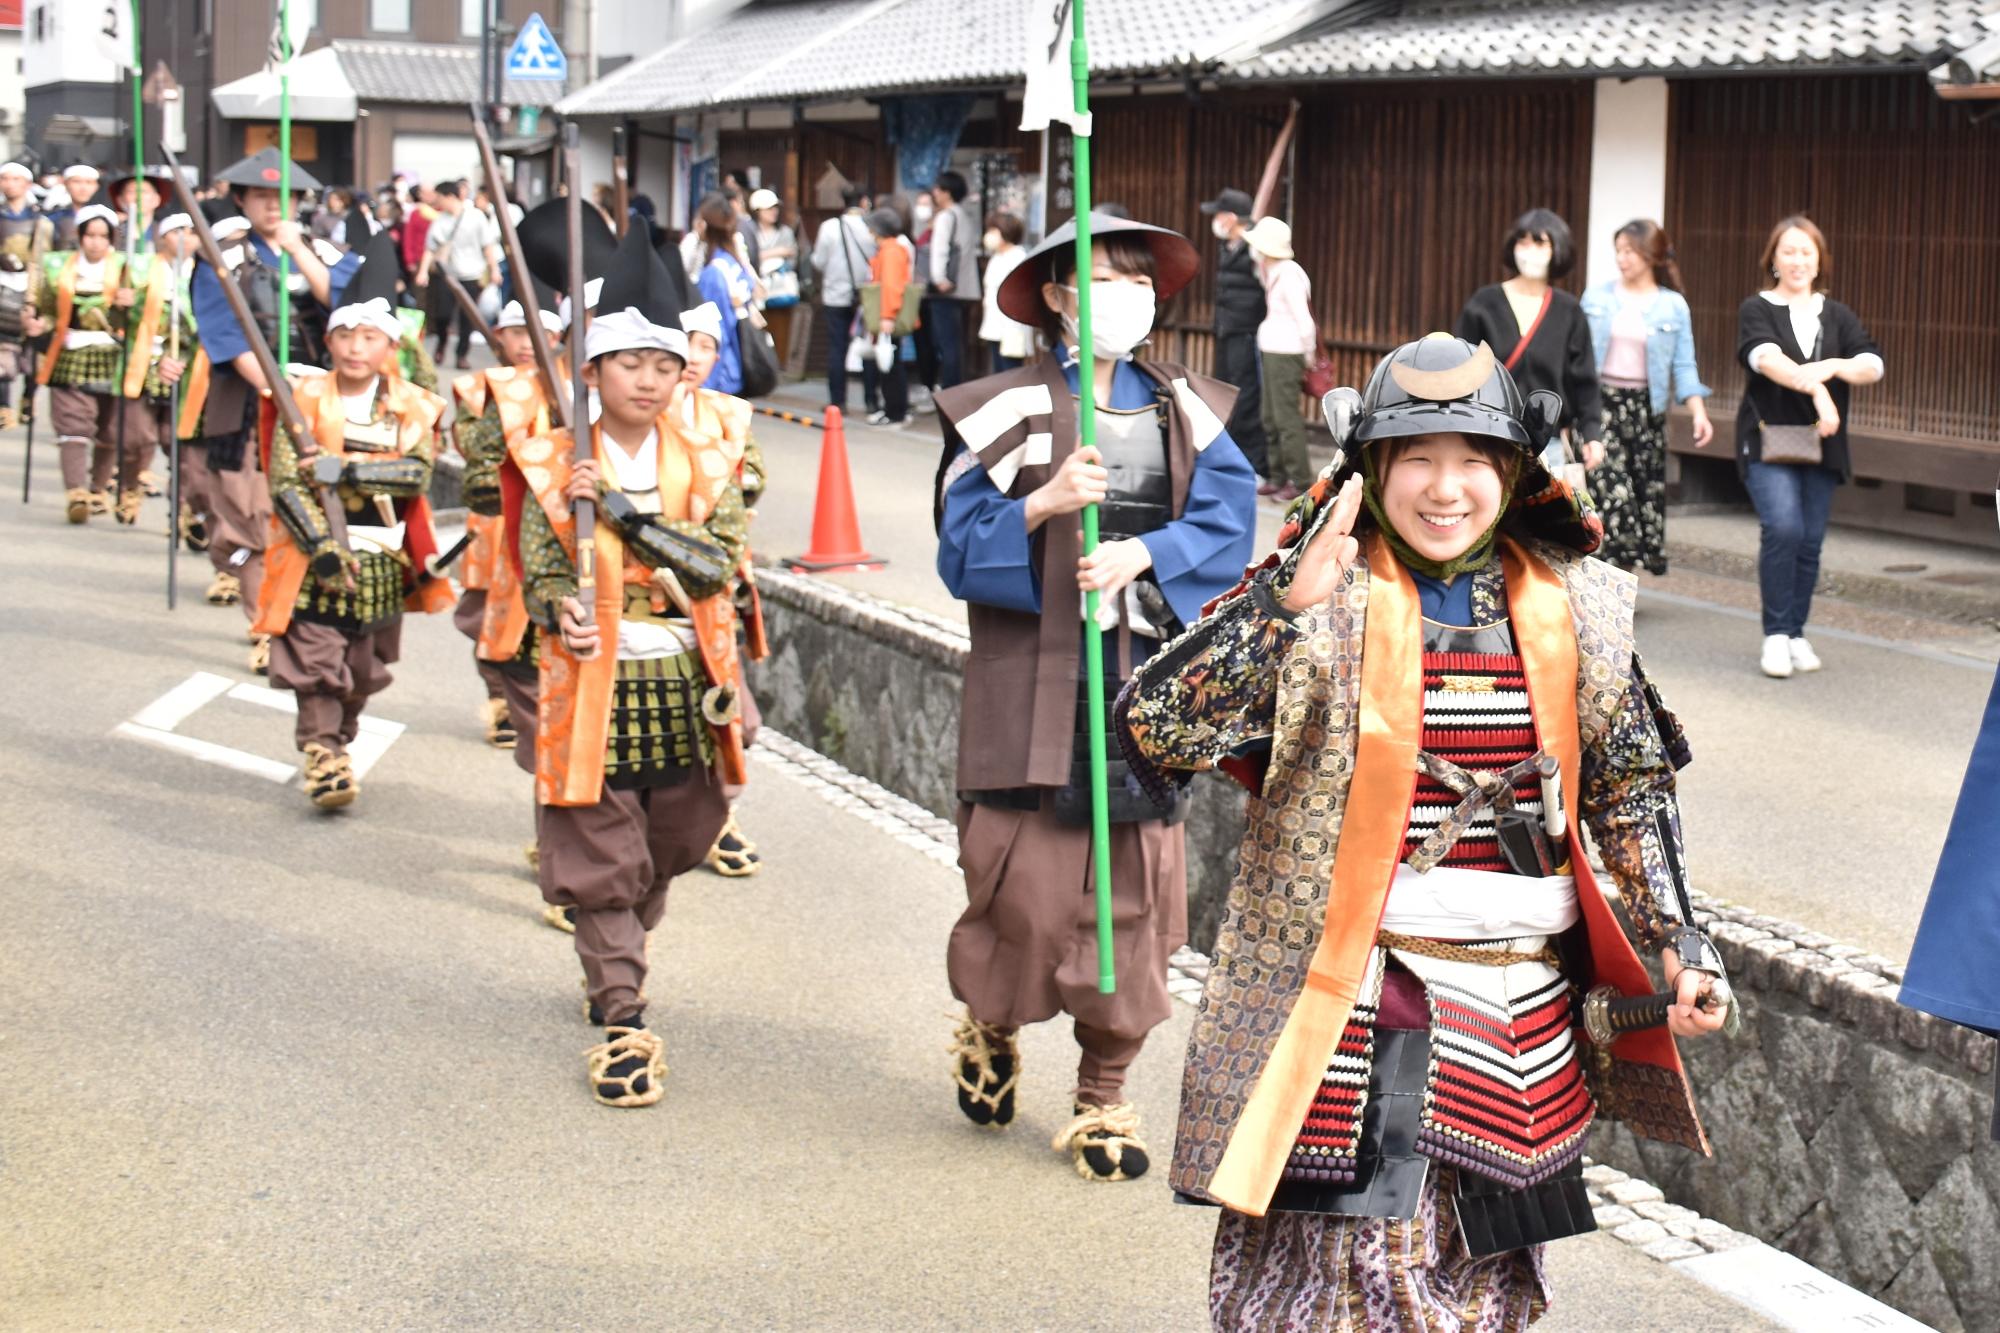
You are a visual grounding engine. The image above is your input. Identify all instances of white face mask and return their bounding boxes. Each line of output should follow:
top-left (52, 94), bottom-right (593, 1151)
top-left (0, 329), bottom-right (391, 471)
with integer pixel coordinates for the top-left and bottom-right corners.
top-left (1513, 246), bottom-right (1551, 281)
top-left (982, 229), bottom-right (1002, 254)
top-left (1059, 280), bottom-right (1157, 360)
top-left (1211, 216), bottom-right (1233, 240)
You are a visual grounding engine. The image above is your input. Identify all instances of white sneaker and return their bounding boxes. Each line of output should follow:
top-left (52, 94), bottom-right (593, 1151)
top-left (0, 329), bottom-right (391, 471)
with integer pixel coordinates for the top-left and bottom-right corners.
top-left (1789, 637), bottom-right (1822, 672)
top-left (1760, 634), bottom-right (1794, 678)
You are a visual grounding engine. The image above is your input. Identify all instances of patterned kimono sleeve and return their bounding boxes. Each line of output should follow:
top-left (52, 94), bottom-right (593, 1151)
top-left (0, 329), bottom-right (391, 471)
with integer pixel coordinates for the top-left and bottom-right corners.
top-left (739, 433), bottom-right (767, 508)
top-left (518, 495), bottom-right (576, 632)
top-left (1579, 656), bottom-right (1690, 950)
top-left (1117, 576), bottom-right (1300, 793)
top-left (457, 396), bottom-right (505, 515)
top-left (267, 415), bottom-right (333, 556)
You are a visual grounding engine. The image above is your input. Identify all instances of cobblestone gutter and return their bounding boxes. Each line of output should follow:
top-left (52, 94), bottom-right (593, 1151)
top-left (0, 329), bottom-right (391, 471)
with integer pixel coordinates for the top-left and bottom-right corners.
top-left (748, 565), bottom-right (1997, 1330)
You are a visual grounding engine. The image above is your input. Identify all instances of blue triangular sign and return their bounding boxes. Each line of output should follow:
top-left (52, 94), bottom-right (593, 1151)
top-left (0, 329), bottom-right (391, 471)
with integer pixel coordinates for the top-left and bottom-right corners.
top-left (505, 13), bottom-right (567, 81)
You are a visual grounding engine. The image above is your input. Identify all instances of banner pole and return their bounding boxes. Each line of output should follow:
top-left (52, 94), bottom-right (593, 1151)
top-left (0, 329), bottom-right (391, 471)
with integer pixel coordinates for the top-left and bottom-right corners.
top-left (1067, 0), bottom-right (1116, 997)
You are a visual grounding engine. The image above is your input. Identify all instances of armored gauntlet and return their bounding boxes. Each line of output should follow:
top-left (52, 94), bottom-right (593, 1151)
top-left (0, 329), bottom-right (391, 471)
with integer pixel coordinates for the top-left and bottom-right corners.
top-left (599, 491), bottom-right (732, 595)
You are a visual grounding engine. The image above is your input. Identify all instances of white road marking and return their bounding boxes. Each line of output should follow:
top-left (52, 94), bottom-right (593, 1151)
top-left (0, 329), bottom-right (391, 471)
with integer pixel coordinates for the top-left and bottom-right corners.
top-left (117, 672), bottom-right (407, 784)
top-left (113, 722), bottom-right (298, 784)
top-left (127, 671), bottom-right (234, 731)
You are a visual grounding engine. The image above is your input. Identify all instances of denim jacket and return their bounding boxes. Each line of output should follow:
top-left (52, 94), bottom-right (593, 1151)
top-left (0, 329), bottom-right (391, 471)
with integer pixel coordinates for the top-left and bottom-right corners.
top-left (1581, 282), bottom-right (1710, 416)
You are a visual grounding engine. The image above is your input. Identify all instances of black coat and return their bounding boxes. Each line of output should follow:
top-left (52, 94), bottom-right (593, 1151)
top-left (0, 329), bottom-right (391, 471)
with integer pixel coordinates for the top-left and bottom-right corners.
top-left (1456, 283), bottom-right (1603, 443)
top-left (1734, 294), bottom-right (1879, 480)
top-left (1213, 239), bottom-right (1265, 337)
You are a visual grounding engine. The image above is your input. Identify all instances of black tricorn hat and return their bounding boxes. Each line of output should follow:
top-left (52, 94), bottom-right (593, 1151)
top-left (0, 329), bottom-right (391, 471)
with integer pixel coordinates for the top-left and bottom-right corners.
top-left (332, 226), bottom-right (403, 314)
top-left (199, 197), bottom-right (244, 227)
top-left (216, 147), bottom-right (323, 194)
top-left (597, 223), bottom-right (684, 329)
top-left (516, 197), bottom-right (617, 302)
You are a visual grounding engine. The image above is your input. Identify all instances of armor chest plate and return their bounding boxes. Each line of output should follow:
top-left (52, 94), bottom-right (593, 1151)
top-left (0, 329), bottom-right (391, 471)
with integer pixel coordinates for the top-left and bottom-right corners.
top-left (1092, 399), bottom-right (1172, 544)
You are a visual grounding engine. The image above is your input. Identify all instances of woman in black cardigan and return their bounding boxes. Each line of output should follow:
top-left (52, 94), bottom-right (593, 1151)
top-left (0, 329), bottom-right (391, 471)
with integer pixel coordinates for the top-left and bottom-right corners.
top-left (1734, 214), bottom-right (1883, 680)
top-left (1457, 208), bottom-right (1604, 468)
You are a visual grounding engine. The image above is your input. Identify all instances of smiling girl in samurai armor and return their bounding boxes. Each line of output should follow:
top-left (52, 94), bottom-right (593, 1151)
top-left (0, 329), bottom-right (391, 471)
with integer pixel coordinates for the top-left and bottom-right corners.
top-left (1120, 334), bottom-right (1732, 1328)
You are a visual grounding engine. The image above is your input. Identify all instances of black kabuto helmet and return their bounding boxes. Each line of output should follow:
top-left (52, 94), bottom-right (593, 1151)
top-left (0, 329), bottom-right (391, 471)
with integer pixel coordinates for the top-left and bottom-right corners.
top-left (1294, 333), bottom-right (1602, 556)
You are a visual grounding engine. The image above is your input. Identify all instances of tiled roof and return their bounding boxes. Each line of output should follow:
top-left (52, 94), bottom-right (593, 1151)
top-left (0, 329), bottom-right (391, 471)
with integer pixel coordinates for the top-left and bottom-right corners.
top-left (558, 0), bottom-right (1304, 115)
top-left (1226, 0), bottom-right (2000, 81)
top-left (330, 39), bottom-right (567, 108)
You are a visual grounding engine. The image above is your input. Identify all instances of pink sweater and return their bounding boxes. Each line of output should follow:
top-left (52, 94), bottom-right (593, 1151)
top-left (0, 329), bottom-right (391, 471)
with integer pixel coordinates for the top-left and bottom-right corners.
top-left (1257, 258), bottom-right (1316, 355)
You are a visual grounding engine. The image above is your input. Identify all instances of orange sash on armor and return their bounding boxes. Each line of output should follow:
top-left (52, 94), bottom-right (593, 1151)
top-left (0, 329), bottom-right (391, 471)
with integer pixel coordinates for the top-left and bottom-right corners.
top-left (452, 367), bottom-right (542, 660)
top-left (177, 347), bottom-right (211, 439)
top-left (685, 385), bottom-right (767, 660)
top-left (120, 256), bottom-right (172, 398)
top-left (253, 372), bottom-right (455, 636)
top-left (1204, 535), bottom-right (1701, 1215)
top-left (36, 251), bottom-right (127, 387)
top-left (516, 389), bottom-right (746, 808)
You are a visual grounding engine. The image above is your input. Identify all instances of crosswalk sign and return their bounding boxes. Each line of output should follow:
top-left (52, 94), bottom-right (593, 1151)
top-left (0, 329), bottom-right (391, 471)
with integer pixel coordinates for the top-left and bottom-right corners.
top-left (505, 14), bottom-right (567, 81)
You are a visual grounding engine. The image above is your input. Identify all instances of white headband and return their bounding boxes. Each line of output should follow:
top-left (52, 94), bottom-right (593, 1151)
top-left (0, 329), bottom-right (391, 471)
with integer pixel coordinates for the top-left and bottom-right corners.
top-left (74, 204), bottom-right (120, 234)
top-left (556, 278), bottom-right (605, 332)
top-left (212, 216), bottom-right (251, 242)
top-left (0, 162), bottom-right (30, 180)
top-left (64, 165), bottom-right (101, 182)
top-left (327, 296), bottom-right (405, 340)
top-left (678, 302), bottom-right (724, 347)
top-left (156, 213), bottom-right (192, 237)
top-left (583, 307), bottom-right (688, 365)
top-left (495, 300), bottom-right (564, 335)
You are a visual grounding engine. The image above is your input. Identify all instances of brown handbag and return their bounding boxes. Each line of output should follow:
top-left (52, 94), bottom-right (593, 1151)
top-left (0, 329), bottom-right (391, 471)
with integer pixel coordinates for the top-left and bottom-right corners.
top-left (1756, 420), bottom-right (1824, 466)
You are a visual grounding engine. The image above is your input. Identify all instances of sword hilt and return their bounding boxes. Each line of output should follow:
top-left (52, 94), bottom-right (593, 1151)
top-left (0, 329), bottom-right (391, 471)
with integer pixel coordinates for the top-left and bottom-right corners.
top-left (1582, 985), bottom-right (1674, 1047)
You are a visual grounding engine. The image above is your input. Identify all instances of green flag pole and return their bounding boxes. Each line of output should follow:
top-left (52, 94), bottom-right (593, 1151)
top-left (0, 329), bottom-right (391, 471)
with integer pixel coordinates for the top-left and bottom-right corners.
top-left (129, 0), bottom-right (145, 240)
top-left (1067, 0), bottom-right (1115, 996)
top-left (277, 0), bottom-right (292, 367)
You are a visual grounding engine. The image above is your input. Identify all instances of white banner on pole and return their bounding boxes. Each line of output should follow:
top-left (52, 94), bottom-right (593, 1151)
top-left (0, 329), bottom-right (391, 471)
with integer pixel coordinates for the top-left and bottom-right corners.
top-left (1019, 0), bottom-right (1090, 135)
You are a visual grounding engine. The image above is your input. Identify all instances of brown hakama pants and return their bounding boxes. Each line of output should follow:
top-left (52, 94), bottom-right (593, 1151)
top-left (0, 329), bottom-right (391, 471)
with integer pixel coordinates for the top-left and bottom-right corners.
top-left (450, 589), bottom-right (510, 701)
top-left (538, 771), bottom-right (731, 1024)
top-left (206, 461), bottom-right (270, 625)
top-left (948, 798), bottom-right (1187, 1104)
top-left (267, 616), bottom-right (402, 753)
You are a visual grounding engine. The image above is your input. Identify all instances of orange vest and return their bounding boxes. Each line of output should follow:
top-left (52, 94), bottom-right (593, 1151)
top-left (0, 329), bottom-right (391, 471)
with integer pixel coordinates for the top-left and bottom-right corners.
top-left (514, 386), bottom-right (747, 808)
top-left (684, 385), bottom-right (767, 661)
top-left (253, 372), bottom-right (456, 636)
top-left (452, 367), bottom-right (551, 662)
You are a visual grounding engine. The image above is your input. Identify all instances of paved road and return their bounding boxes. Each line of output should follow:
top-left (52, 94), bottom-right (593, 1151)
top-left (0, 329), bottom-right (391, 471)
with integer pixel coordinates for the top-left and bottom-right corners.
top-left (747, 408), bottom-right (1997, 962)
top-left (0, 434), bottom-right (1784, 1328)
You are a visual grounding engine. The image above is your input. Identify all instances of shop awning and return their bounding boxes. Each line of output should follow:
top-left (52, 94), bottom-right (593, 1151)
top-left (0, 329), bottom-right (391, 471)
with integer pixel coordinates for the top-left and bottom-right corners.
top-left (211, 47), bottom-right (358, 122)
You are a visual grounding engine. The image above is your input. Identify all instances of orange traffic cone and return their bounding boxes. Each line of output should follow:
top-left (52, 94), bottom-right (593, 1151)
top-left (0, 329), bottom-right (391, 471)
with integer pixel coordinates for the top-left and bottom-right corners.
top-left (785, 407), bottom-right (885, 573)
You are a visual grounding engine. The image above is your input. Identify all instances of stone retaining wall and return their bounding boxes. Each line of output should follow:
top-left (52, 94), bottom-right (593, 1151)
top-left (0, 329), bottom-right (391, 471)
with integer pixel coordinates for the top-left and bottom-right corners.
top-left (747, 565), bottom-right (1999, 1330)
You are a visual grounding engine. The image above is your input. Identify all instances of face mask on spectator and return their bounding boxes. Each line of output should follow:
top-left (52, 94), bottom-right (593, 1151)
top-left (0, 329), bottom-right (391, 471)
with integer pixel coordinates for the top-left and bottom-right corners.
top-left (1211, 217), bottom-right (1233, 240)
top-left (982, 229), bottom-right (1001, 253)
top-left (1513, 246), bottom-right (1551, 280)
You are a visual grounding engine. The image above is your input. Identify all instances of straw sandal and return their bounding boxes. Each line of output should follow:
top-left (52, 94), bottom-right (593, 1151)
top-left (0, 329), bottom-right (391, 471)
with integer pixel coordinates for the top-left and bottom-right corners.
top-left (87, 490), bottom-right (110, 515)
top-left (949, 1008), bottom-right (1019, 1128)
top-left (481, 696), bottom-right (517, 748)
top-left (542, 903), bottom-right (576, 934)
top-left (248, 633), bottom-right (271, 676)
top-left (139, 470), bottom-right (163, 496)
top-left (586, 1024), bottom-right (665, 1107)
top-left (205, 571), bottom-right (241, 605)
top-left (180, 504), bottom-right (209, 553)
top-left (115, 490), bottom-right (144, 526)
top-left (65, 487), bottom-right (91, 524)
top-left (704, 814), bottom-right (761, 877)
top-left (303, 742), bottom-right (357, 809)
top-left (1052, 1102), bottom-right (1151, 1182)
